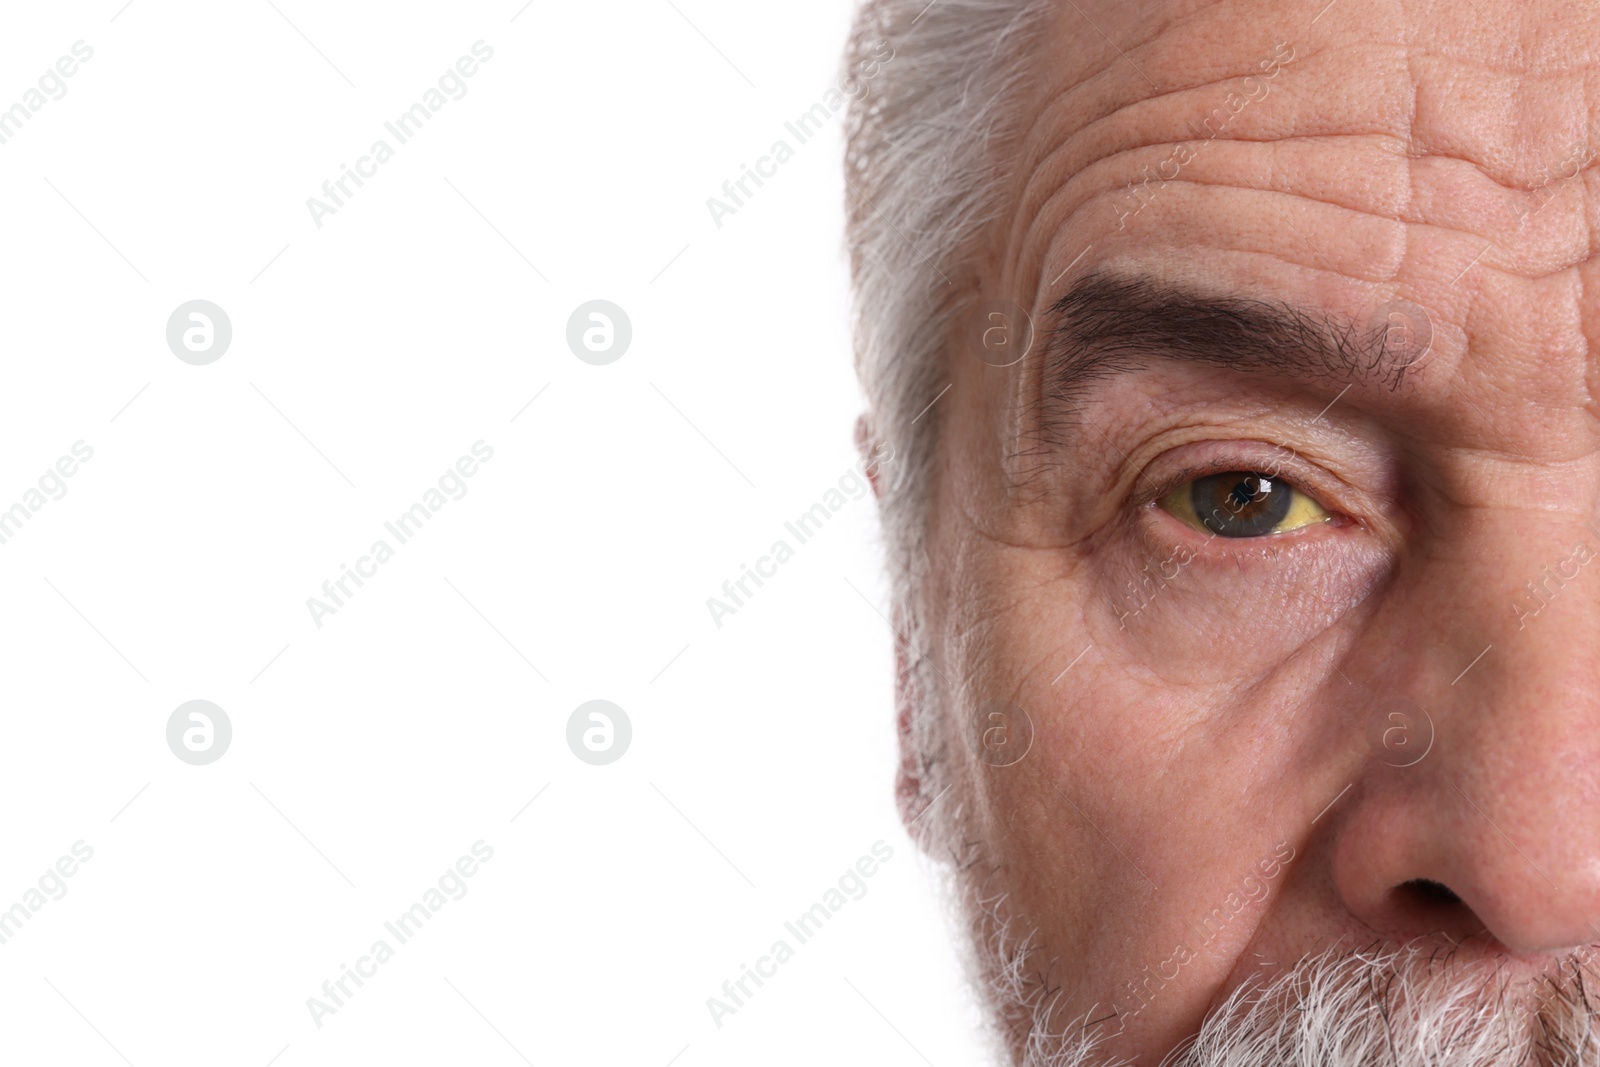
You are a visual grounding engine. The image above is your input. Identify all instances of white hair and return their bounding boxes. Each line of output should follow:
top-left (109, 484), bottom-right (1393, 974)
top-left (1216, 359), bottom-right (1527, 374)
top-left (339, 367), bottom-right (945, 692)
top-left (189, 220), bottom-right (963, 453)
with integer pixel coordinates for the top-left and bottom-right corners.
top-left (1163, 946), bottom-right (1590, 1067)
top-left (841, 5), bottom-right (1072, 1054)
top-left (970, 916), bottom-right (1600, 1067)
top-left (842, 0), bottom-right (1055, 618)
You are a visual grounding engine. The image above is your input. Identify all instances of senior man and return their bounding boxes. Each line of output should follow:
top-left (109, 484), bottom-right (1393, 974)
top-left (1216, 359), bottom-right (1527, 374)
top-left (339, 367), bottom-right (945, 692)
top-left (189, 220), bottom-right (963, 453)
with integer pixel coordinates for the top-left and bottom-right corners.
top-left (844, 1), bottom-right (1600, 1064)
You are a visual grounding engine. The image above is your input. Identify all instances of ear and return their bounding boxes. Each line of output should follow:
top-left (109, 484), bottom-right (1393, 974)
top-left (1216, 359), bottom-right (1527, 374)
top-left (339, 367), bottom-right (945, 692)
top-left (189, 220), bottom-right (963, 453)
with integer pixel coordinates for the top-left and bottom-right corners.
top-left (857, 413), bottom-right (929, 841)
top-left (892, 604), bottom-right (941, 853)
top-left (854, 413), bottom-right (886, 498)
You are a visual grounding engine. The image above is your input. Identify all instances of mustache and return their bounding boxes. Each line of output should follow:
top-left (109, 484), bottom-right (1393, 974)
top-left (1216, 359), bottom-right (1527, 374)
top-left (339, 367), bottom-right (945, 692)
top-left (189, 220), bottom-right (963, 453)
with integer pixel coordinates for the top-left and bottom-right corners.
top-left (1025, 944), bottom-right (1600, 1067)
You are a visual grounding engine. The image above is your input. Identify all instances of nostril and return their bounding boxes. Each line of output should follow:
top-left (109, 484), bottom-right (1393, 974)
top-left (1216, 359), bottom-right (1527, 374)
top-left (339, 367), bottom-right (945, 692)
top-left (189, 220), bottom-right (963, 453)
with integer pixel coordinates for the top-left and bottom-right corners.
top-left (1379, 878), bottom-right (1486, 943)
top-left (1403, 878), bottom-right (1463, 906)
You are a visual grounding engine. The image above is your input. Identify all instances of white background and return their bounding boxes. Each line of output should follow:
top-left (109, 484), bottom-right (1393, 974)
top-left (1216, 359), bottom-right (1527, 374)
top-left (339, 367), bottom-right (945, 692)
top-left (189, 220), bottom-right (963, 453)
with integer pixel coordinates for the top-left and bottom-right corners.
top-left (0, 2), bottom-right (993, 1065)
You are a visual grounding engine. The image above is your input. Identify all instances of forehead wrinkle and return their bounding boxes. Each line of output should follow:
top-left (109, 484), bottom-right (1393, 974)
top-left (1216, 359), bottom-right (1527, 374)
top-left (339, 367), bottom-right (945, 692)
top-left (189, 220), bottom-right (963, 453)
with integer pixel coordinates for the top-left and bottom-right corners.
top-left (1040, 167), bottom-right (1596, 276)
top-left (995, 49), bottom-right (1416, 317)
top-left (998, 63), bottom-right (1335, 277)
top-left (1003, 18), bottom-right (1290, 172)
top-left (986, 0), bottom-right (1324, 272)
top-left (993, 5), bottom-right (1600, 305)
top-left (1014, 150), bottom-right (1406, 292)
top-left (1006, 65), bottom-right (1408, 276)
top-left (1012, 0), bottom-right (1600, 215)
top-left (1012, 144), bottom-right (1600, 336)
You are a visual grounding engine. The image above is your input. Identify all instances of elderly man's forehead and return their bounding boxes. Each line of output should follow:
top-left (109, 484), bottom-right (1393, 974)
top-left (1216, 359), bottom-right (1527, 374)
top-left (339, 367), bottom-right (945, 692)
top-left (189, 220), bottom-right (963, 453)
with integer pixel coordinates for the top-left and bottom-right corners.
top-left (1025, 0), bottom-right (1600, 184)
top-left (976, 0), bottom-right (1600, 457)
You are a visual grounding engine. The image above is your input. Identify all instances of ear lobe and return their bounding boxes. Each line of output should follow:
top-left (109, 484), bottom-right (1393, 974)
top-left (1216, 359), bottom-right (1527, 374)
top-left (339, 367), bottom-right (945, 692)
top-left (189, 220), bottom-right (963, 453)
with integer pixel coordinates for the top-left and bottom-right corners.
top-left (855, 413), bottom-right (885, 498)
top-left (892, 609), bottom-right (939, 853)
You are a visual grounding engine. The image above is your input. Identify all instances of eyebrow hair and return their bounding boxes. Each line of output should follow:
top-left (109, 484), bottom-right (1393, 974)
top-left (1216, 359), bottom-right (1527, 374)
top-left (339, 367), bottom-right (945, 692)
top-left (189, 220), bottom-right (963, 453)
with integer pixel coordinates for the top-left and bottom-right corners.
top-left (1038, 272), bottom-right (1413, 421)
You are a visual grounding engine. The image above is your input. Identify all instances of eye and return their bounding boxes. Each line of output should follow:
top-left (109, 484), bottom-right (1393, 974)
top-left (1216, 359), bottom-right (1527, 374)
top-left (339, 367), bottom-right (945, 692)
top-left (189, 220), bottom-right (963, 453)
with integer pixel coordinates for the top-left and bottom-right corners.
top-left (1157, 471), bottom-right (1331, 538)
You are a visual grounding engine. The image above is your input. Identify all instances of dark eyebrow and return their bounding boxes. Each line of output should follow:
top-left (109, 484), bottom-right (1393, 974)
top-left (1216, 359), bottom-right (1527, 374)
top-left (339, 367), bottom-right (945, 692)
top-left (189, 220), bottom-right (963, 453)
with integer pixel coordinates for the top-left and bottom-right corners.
top-left (1038, 272), bottom-right (1414, 421)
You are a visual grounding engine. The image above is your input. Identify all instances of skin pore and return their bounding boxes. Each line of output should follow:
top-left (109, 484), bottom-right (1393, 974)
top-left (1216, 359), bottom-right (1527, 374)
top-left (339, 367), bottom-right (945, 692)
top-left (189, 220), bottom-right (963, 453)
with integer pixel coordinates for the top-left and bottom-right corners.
top-left (887, 0), bottom-right (1600, 1062)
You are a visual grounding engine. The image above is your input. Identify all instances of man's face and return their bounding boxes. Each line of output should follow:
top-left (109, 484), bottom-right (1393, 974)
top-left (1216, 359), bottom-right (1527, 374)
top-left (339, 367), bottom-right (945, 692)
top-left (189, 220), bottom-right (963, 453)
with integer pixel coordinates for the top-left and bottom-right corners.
top-left (908, 0), bottom-right (1600, 1061)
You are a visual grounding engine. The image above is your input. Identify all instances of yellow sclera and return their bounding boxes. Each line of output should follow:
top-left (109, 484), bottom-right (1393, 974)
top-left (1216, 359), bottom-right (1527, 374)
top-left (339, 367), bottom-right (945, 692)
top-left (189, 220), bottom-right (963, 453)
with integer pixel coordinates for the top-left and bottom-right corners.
top-left (1157, 472), bottom-right (1331, 538)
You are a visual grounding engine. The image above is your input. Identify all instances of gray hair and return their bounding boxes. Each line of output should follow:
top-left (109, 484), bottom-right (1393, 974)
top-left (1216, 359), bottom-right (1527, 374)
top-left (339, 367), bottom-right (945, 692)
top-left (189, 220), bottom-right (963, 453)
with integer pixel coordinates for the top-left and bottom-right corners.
top-left (842, 0), bottom-right (1054, 619)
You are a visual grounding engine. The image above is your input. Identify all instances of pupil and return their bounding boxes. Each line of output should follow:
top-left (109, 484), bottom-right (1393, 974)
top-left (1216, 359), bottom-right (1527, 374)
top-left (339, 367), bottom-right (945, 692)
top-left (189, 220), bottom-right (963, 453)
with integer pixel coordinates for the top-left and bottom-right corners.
top-left (1194, 472), bottom-right (1292, 537)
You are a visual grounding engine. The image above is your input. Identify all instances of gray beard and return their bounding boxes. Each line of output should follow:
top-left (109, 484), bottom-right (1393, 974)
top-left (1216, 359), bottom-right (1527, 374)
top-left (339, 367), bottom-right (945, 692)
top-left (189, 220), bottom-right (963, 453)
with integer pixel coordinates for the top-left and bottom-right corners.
top-left (1001, 942), bottom-right (1600, 1067)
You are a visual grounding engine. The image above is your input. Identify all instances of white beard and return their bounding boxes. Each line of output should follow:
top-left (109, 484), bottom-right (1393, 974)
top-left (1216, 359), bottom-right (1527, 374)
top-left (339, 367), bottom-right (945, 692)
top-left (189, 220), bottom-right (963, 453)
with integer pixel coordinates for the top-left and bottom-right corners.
top-left (999, 943), bottom-right (1600, 1067)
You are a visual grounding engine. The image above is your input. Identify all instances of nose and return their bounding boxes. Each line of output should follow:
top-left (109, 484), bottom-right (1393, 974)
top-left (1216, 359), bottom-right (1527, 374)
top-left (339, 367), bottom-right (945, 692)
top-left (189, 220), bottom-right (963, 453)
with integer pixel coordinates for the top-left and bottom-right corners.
top-left (1330, 515), bottom-right (1600, 955)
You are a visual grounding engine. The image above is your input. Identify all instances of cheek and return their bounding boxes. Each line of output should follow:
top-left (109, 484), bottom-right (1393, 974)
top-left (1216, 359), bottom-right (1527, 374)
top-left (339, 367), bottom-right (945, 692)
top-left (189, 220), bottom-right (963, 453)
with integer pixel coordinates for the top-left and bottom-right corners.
top-left (932, 543), bottom-right (1330, 937)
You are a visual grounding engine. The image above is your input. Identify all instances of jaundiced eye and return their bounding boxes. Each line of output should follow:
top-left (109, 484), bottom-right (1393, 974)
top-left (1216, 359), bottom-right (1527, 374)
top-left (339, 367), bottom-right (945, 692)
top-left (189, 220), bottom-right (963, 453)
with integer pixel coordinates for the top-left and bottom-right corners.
top-left (1158, 471), bottom-right (1330, 538)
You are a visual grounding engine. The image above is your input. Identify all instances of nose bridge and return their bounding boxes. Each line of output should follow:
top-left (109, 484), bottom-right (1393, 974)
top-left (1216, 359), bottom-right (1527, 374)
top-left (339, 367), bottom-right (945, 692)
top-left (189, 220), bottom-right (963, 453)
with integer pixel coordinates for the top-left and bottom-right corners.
top-left (1470, 506), bottom-right (1600, 766)
top-left (1504, 514), bottom-right (1600, 638)
top-left (1449, 512), bottom-right (1600, 891)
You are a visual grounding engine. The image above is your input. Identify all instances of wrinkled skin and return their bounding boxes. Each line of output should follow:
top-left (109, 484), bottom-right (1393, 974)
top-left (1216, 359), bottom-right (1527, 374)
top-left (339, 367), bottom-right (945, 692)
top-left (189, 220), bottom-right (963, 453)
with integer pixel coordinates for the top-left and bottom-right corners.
top-left (886, 0), bottom-right (1600, 1061)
